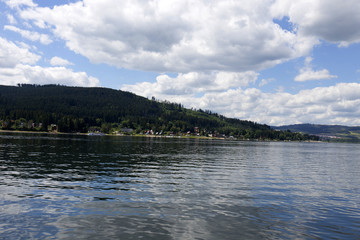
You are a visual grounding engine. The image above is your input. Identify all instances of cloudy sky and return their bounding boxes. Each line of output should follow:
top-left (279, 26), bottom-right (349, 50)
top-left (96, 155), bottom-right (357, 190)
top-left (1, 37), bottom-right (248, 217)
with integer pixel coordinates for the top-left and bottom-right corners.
top-left (1, 0), bottom-right (360, 126)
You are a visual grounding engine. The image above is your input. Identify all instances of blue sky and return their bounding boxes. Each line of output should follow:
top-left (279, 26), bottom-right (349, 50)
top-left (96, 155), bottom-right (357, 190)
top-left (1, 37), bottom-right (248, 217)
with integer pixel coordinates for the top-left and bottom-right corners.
top-left (1, 0), bottom-right (360, 126)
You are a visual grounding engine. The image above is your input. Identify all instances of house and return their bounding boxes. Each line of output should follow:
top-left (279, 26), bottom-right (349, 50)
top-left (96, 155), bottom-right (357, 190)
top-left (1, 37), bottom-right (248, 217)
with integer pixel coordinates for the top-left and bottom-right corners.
top-left (50, 124), bottom-right (58, 131)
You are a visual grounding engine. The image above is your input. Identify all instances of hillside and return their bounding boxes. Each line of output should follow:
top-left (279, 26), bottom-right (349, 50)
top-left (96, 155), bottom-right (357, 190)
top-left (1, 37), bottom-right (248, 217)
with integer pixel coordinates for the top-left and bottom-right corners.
top-left (0, 84), bottom-right (318, 141)
top-left (273, 124), bottom-right (360, 142)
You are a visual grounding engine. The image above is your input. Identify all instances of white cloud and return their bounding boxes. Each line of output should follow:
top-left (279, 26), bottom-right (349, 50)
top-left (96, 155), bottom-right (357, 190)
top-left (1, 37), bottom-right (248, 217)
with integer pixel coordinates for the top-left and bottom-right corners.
top-left (7, 14), bottom-right (17, 24)
top-left (7, 0), bottom-right (360, 74)
top-left (0, 37), bottom-right (98, 87)
top-left (294, 57), bottom-right (337, 82)
top-left (0, 64), bottom-right (99, 87)
top-left (50, 56), bottom-right (73, 66)
top-left (123, 77), bottom-right (360, 126)
top-left (217, 83), bottom-right (360, 126)
top-left (4, 0), bottom-right (37, 9)
top-left (4, 25), bottom-right (53, 45)
top-left (0, 36), bottom-right (40, 67)
top-left (272, 0), bottom-right (360, 46)
top-left (15, 0), bottom-right (316, 73)
top-left (122, 71), bottom-right (258, 96)
top-left (14, 0), bottom-right (360, 74)
top-left (294, 69), bottom-right (337, 82)
top-left (259, 78), bottom-right (275, 87)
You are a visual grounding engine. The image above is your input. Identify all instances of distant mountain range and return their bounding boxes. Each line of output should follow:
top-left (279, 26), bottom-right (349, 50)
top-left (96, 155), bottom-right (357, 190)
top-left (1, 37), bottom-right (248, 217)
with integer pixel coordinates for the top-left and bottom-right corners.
top-left (273, 124), bottom-right (360, 142)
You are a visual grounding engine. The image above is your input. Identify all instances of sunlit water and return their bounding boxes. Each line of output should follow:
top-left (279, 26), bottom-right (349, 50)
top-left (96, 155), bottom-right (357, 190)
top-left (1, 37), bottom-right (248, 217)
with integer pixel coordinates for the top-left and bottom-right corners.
top-left (0, 132), bottom-right (359, 239)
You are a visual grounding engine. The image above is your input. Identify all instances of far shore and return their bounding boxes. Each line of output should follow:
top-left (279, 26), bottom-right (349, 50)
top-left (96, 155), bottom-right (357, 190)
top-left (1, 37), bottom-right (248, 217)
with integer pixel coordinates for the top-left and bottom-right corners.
top-left (0, 129), bottom-right (227, 140)
top-left (0, 129), bottom-right (324, 143)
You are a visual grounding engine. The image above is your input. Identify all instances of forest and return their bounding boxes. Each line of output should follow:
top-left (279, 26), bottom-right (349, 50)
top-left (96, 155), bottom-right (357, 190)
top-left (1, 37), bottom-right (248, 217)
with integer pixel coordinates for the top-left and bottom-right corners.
top-left (0, 84), bottom-right (319, 141)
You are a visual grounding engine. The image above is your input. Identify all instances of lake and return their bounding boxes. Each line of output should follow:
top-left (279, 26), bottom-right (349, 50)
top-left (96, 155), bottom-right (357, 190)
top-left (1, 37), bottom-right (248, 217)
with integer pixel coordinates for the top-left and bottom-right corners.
top-left (0, 132), bottom-right (359, 239)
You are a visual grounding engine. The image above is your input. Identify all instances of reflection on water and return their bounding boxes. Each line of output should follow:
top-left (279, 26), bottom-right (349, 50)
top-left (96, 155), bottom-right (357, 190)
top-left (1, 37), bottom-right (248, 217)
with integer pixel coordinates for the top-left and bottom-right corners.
top-left (0, 132), bottom-right (359, 239)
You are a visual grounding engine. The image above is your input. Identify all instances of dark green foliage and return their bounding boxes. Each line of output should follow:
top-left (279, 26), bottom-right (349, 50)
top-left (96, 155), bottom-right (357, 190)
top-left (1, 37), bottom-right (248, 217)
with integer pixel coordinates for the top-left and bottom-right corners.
top-left (0, 84), bottom-right (319, 141)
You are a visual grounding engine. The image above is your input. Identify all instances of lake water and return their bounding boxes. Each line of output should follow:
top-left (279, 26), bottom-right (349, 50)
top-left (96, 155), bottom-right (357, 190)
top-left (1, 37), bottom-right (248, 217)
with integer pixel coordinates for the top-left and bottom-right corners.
top-left (0, 132), bottom-right (359, 239)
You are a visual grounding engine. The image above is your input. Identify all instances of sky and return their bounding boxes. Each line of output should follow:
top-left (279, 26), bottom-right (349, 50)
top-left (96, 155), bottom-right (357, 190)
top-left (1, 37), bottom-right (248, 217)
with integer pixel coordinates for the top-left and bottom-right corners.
top-left (1, 0), bottom-right (360, 126)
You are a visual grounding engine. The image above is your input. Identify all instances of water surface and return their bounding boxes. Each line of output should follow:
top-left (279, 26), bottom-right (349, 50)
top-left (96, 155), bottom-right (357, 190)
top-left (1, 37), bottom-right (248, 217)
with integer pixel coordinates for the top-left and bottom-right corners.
top-left (0, 133), bottom-right (359, 239)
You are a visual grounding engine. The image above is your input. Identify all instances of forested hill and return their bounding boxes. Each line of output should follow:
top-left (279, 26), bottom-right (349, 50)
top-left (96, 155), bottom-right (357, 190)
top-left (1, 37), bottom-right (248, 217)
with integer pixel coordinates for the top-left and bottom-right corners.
top-left (0, 84), bottom-right (318, 141)
top-left (273, 124), bottom-right (360, 142)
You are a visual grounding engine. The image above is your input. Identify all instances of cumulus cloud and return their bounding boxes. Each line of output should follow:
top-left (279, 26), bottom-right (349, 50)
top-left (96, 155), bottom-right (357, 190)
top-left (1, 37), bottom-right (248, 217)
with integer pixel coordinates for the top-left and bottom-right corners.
top-left (294, 57), bottom-right (337, 82)
top-left (4, 0), bottom-right (37, 9)
top-left (272, 0), bottom-right (360, 46)
top-left (6, 0), bottom-right (359, 73)
top-left (12, 0), bottom-right (360, 73)
top-left (50, 56), bottom-right (73, 66)
top-left (4, 25), bottom-right (52, 45)
top-left (0, 36), bottom-right (40, 67)
top-left (122, 71), bottom-right (258, 96)
top-left (14, 0), bottom-right (316, 73)
top-left (259, 78), bottom-right (275, 87)
top-left (0, 37), bottom-right (98, 87)
top-left (123, 76), bottom-right (360, 126)
top-left (294, 69), bottom-right (337, 82)
top-left (7, 14), bottom-right (17, 24)
top-left (0, 64), bottom-right (99, 87)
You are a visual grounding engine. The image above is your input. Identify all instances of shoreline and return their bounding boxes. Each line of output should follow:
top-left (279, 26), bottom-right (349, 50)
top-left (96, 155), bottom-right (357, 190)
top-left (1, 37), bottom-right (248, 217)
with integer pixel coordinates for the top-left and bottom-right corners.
top-left (0, 129), bottom-right (227, 140)
top-left (0, 129), bottom-right (324, 142)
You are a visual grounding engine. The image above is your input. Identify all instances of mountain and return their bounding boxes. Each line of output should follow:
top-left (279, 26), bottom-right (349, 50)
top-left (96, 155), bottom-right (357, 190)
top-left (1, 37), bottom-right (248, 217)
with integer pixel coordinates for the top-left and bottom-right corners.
top-left (0, 84), bottom-right (318, 141)
top-left (273, 124), bottom-right (360, 142)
